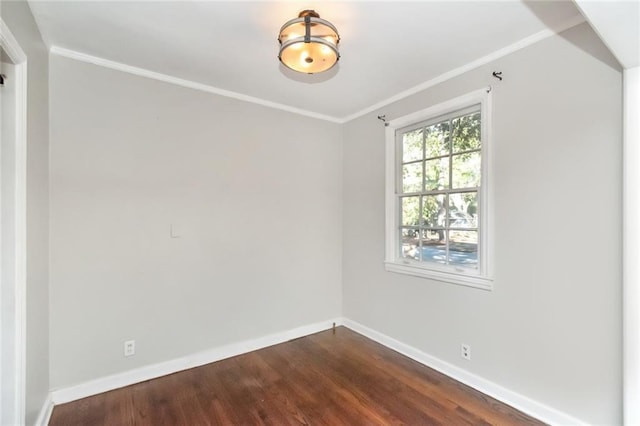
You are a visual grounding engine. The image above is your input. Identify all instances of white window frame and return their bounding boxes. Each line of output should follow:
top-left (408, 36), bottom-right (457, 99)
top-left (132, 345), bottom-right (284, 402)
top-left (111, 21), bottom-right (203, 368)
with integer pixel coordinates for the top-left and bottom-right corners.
top-left (384, 88), bottom-right (493, 290)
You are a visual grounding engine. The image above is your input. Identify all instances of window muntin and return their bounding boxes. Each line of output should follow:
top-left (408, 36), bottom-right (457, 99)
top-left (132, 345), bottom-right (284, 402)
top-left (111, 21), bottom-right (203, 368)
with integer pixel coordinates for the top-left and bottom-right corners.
top-left (385, 88), bottom-right (492, 289)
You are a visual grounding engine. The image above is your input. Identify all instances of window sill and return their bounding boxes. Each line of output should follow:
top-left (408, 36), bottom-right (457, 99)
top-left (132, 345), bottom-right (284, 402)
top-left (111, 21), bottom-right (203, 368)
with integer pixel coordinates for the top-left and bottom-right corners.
top-left (384, 261), bottom-right (493, 291)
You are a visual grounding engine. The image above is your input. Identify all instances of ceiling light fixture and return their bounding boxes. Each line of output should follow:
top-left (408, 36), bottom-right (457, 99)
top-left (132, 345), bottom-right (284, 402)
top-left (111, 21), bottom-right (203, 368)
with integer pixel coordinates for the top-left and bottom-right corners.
top-left (278, 10), bottom-right (340, 74)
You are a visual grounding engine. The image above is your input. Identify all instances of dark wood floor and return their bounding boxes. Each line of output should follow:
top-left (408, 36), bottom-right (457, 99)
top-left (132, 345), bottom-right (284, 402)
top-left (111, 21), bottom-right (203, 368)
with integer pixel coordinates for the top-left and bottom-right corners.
top-left (49, 327), bottom-right (544, 425)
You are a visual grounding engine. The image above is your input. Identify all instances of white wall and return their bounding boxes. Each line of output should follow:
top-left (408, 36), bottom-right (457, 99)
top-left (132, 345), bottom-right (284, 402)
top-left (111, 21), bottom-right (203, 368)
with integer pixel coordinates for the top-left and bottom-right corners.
top-left (49, 55), bottom-right (343, 389)
top-left (1, 1), bottom-right (50, 424)
top-left (342, 23), bottom-right (622, 424)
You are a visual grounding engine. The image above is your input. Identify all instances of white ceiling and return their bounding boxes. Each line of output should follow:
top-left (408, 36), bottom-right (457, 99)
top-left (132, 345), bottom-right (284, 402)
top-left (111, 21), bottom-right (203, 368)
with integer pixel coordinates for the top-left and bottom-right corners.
top-left (26, 1), bottom-right (598, 121)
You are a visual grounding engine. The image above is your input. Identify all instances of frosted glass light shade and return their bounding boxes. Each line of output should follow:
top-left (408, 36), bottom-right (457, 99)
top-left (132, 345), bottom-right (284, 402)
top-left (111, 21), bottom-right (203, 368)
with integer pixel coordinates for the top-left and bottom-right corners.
top-left (278, 10), bottom-right (340, 74)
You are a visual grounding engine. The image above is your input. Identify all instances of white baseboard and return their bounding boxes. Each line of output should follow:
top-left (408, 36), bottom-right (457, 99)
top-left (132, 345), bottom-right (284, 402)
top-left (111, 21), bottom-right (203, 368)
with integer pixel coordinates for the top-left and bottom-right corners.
top-left (51, 318), bottom-right (342, 405)
top-left (47, 317), bottom-right (584, 425)
top-left (342, 318), bottom-right (586, 426)
top-left (34, 393), bottom-right (53, 426)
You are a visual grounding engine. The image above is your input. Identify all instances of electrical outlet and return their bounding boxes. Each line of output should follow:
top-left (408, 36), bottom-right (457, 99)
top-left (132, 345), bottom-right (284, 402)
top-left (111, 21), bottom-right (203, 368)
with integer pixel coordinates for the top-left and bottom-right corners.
top-left (461, 343), bottom-right (471, 360)
top-left (124, 340), bottom-right (135, 357)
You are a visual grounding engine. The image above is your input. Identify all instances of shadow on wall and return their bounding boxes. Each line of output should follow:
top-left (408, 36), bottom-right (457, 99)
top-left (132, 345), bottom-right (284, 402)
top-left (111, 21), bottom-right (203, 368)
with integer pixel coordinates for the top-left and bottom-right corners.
top-left (523, 0), bottom-right (622, 71)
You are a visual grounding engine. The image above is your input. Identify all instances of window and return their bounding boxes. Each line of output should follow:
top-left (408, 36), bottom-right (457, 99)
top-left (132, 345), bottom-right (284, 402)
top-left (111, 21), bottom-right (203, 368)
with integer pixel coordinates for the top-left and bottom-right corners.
top-left (384, 89), bottom-right (493, 289)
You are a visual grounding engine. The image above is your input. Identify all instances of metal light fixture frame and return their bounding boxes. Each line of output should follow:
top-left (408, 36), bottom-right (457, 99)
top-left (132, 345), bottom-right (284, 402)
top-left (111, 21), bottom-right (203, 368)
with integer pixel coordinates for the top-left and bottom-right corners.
top-left (278, 10), bottom-right (340, 74)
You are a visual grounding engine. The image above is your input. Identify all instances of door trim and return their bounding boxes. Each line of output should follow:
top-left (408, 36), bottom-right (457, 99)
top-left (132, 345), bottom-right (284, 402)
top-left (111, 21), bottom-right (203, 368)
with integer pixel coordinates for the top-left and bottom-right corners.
top-left (0, 17), bottom-right (27, 426)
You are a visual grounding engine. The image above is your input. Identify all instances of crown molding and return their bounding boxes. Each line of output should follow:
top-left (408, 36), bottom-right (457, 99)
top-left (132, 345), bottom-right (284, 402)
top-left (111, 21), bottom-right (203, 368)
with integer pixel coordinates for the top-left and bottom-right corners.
top-left (341, 15), bottom-right (586, 123)
top-left (50, 15), bottom-right (585, 125)
top-left (49, 46), bottom-right (343, 124)
top-left (1, 19), bottom-right (27, 63)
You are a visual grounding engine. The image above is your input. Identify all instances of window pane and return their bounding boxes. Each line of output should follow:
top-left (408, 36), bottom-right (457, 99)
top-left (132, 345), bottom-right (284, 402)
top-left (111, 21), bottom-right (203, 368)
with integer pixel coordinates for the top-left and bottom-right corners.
top-left (417, 229), bottom-right (447, 264)
top-left (425, 157), bottom-right (449, 191)
top-left (448, 230), bottom-right (478, 268)
top-left (422, 194), bottom-right (446, 228)
top-left (401, 228), bottom-right (419, 259)
top-left (452, 151), bottom-right (481, 189)
top-left (402, 162), bottom-right (422, 193)
top-left (452, 112), bottom-right (481, 153)
top-left (401, 196), bottom-right (420, 227)
top-left (448, 192), bottom-right (478, 229)
top-left (425, 121), bottom-right (450, 158)
top-left (402, 128), bottom-right (423, 162)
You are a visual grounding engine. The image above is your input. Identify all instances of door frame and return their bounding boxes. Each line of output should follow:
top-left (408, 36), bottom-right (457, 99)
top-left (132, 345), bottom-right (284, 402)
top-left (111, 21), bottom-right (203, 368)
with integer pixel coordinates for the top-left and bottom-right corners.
top-left (0, 17), bottom-right (27, 426)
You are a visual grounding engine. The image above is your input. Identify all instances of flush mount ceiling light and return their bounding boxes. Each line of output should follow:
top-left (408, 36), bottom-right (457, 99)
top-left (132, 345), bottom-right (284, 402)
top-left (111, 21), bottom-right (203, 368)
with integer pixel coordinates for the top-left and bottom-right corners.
top-left (278, 10), bottom-right (340, 74)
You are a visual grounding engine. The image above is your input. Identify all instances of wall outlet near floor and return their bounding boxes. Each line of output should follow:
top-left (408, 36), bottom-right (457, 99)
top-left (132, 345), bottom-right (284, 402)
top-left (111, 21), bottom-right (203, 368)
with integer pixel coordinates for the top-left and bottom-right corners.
top-left (124, 340), bottom-right (135, 357)
top-left (461, 343), bottom-right (471, 360)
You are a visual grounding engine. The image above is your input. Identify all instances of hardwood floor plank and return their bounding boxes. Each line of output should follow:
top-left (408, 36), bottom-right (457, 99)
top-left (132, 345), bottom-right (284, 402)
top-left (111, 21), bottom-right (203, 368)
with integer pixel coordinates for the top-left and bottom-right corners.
top-left (49, 327), bottom-right (545, 426)
top-left (302, 330), bottom-right (462, 425)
